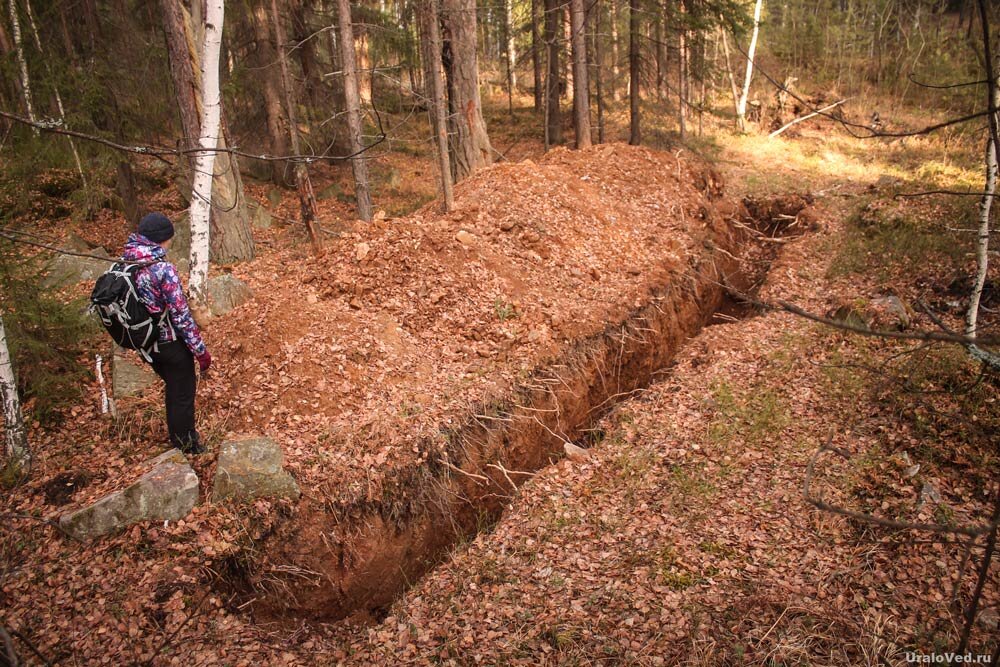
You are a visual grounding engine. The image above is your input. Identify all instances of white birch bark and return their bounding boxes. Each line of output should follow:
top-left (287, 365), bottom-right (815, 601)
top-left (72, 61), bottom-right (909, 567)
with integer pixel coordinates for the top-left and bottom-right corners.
top-left (968, 137), bottom-right (997, 338)
top-left (0, 314), bottom-right (29, 475)
top-left (188, 0), bottom-right (225, 308)
top-left (7, 0), bottom-right (38, 135)
top-left (736, 0), bottom-right (763, 132)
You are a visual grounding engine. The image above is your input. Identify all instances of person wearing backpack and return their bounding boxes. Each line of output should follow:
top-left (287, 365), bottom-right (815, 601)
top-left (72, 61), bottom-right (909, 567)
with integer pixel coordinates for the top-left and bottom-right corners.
top-left (119, 212), bottom-right (212, 455)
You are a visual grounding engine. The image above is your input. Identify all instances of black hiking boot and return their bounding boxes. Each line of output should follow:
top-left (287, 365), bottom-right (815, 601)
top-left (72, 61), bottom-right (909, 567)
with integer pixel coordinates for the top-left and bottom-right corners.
top-left (175, 433), bottom-right (206, 456)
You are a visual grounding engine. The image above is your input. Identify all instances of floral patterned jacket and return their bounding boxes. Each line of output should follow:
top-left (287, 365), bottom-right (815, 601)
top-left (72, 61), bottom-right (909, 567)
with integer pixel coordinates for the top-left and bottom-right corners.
top-left (121, 233), bottom-right (206, 357)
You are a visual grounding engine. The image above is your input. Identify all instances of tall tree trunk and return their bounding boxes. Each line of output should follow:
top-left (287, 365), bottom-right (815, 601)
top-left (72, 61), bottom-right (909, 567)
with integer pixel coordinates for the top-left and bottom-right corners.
top-left (337, 0), bottom-right (373, 221)
top-left (0, 314), bottom-right (29, 477)
top-left (7, 0), bottom-right (38, 135)
top-left (570, 0), bottom-right (591, 148)
top-left (504, 0), bottom-right (516, 114)
top-left (252, 0), bottom-right (292, 185)
top-left (531, 0), bottom-right (542, 111)
top-left (589, 0), bottom-right (605, 143)
top-left (161, 0), bottom-right (254, 263)
top-left (23, 0), bottom-right (85, 182)
top-left (189, 0), bottom-right (226, 309)
top-left (628, 0), bottom-right (640, 145)
top-left (736, 0), bottom-right (762, 132)
top-left (441, 0), bottom-right (493, 180)
top-left (418, 0), bottom-right (455, 212)
top-left (272, 0), bottom-right (322, 252)
top-left (610, 0), bottom-right (621, 101)
top-left (720, 25), bottom-right (740, 118)
top-left (325, 0), bottom-right (347, 117)
top-left (678, 0), bottom-right (687, 140)
top-left (543, 0), bottom-right (562, 146)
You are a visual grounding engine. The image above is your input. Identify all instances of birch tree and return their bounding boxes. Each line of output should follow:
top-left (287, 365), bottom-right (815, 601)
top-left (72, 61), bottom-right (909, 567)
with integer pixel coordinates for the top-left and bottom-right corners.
top-left (0, 314), bottom-right (29, 478)
top-left (161, 0), bottom-right (254, 263)
top-left (6, 0), bottom-right (37, 136)
top-left (736, 0), bottom-right (763, 132)
top-left (23, 0), bottom-right (84, 182)
top-left (188, 0), bottom-right (225, 308)
top-left (337, 0), bottom-right (374, 222)
top-left (570, 0), bottom-right (591, 149)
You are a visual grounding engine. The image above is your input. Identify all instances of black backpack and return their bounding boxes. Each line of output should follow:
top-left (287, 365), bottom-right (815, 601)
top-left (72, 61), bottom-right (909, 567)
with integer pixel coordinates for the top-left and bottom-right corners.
top-left (90, 262), bottom-right (171, 362)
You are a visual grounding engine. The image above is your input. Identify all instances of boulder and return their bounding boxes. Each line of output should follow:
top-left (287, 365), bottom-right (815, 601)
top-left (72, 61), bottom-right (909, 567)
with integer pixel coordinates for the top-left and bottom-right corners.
top-left (112, 346), bottom-right (157, 398)
top-left (251, 203), bottom-right (273, 230)
top-left (165, 211), bottom-right (191, 276)
top-left (870, 294), bottom-right (912, 330)
top-left (207, 273), bottom-right (253, 316)
top-left (42, 234), bottom-right (112, 288)
top-left (59, 449), bottom-right (198, 540)
top-left (212, 437), bottom-right (300, 502)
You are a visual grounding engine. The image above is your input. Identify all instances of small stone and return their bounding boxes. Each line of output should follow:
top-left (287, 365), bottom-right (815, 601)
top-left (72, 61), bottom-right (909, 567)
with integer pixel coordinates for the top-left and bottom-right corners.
top-left (499, 219), bottom-right (516, 232)
top-left (59, 449), bottom-right (198, 539)
top-left (455, 230), bottom-right (476, 247)
top-left (564, 442), bottom-right (591, 462)
top-left (212, 437), bottom-right (300, 502)
top-left (430, 291), bottom-right (446, 304)
top-left (356, 242), bottom-right (371, 261)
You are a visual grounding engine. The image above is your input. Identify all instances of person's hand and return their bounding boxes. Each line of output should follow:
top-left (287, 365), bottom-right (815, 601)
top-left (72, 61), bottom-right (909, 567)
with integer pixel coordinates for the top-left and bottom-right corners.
top-left (196, 350), bottom-right (212, 374)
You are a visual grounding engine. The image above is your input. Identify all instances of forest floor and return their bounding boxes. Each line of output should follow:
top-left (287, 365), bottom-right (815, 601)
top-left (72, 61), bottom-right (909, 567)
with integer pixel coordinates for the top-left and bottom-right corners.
top-left (2, 100), bottom-right (1000, 665)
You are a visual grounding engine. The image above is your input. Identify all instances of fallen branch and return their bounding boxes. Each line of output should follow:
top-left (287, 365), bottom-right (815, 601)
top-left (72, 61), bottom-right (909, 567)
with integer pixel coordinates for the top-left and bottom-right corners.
top-left (769, 98), bottom-right (850, 138)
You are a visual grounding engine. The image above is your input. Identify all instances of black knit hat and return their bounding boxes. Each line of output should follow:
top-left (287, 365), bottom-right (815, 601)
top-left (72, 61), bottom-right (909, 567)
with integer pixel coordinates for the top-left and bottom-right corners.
top-left (138, 212), bottom-right (175, 243)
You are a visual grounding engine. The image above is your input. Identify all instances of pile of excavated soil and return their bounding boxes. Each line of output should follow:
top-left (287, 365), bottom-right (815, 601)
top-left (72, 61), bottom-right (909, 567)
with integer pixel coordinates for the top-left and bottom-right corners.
top-left (202, 143), bottom-right (731, 510)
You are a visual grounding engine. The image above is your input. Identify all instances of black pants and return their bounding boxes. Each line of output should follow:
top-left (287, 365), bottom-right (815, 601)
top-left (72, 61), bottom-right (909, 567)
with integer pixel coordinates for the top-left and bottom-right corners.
top-left (149, 341), bottom-right (199, 449)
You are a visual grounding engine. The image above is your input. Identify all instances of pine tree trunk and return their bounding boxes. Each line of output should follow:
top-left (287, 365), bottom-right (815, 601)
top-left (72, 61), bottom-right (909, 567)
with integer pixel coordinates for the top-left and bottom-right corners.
top-left (570, 0), bottom-right (591, 148)
top-left (162, 0), bottom-right (254, 263)
top-left (337, 0), bottom-right (373, 221)
top-left (441, 0), bottom-right (493, 181)
top-left (678, 0), bottom-right (687, 140)
top-left (271, 0), bottom-right (322, 252)
top-left (610, 0), bottom-right (621, 101)
top-left (736, 0), bottom-right (763, 132)
top-left (252, 0), bottom-right (292, 185)
top-left (543, 0), bottom-right (562, 146)
top-left (0, 314), bottom-right (29, 477)
top-left (188, 0), bottom-right (225, 309)
top-left (532, 0), bottom-right (543, 111)
top-left (628, 0), bottom-right (640, 145)
top-left (588, 0), bottom-right (605, 144)
top-left (7, 0), bottom-right (38, 135)
top-left (418, 0), bottom-right (455, 212)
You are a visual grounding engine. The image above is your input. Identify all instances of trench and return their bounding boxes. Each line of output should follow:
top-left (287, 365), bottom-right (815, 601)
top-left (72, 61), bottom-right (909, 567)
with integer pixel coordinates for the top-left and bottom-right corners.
top-left (220, 196), bottom-right (807, 625)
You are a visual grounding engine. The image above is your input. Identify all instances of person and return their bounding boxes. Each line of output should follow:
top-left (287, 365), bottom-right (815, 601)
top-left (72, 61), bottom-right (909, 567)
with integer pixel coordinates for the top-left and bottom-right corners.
top-left (122, 212), bottom-right (212, 455)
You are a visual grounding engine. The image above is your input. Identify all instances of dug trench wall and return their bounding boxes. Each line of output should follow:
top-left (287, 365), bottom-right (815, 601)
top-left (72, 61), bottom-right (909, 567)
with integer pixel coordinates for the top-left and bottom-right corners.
top-left (216, 145), bottom-right (762, 622)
